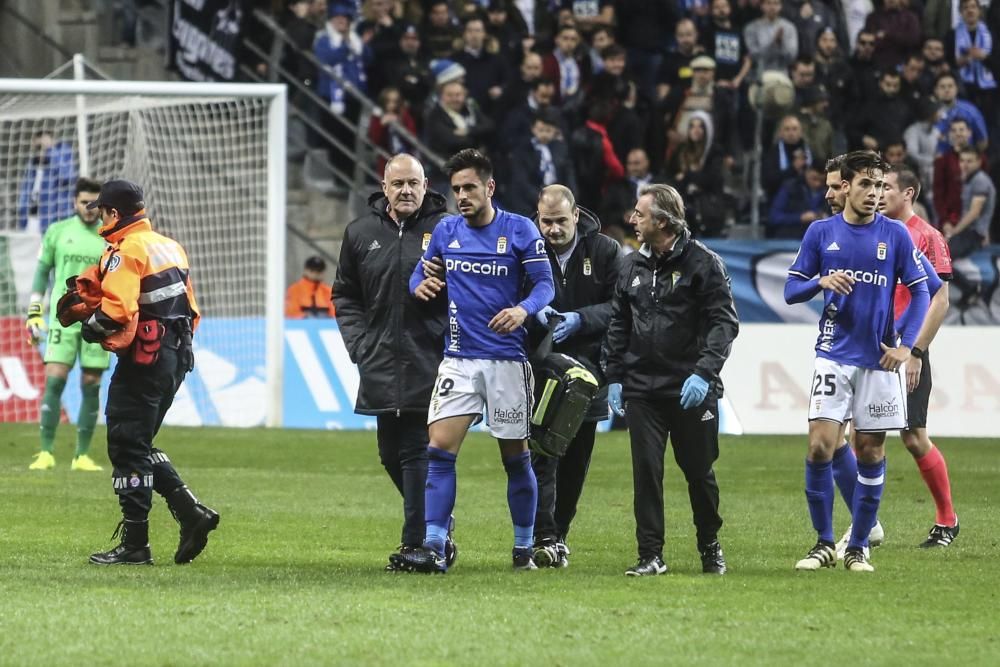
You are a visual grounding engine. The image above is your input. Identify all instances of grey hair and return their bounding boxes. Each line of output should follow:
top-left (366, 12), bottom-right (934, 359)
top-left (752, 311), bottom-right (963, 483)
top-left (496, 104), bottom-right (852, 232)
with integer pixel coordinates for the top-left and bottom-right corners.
top-left (538, 184), bottom-right (576, 209)
top-left (638, 183), bottom-right (687, 235)
top-left (383, 153), bottom-right (424, 180)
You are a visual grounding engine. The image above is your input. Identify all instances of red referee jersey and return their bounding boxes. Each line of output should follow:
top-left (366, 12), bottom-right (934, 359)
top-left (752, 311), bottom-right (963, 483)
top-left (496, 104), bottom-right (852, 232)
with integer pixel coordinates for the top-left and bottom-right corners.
top-left (894, 214), bottom-right (952, 321)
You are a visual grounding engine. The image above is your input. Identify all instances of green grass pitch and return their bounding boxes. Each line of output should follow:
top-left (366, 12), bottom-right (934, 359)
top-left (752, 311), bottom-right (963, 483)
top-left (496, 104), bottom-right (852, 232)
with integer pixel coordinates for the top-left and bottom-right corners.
top-left (1, 424), bottom-right (997, 666)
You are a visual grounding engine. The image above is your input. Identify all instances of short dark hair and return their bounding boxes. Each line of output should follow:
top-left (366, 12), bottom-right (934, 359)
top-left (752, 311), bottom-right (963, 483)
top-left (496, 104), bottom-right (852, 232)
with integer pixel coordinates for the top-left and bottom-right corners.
top-left (839, 150), bottom-right (889, 183)
top-left (532, 107), bottom-right (561, 128)
top-left (600, 44), bottom-right (626, 61)
top-left (792, 55), bottom-right (814, 70)
top-left (958, 146), bottom-right (981, 160)
top-left (934, 71), bottom-right (957, 87)
top-left (75, 177), bottom-right (102, 197)
top-left (949, 116), bottom-right (971, 130)
top-left (444, 148), bottom-right (493, 183)
top-left (304, 256), bottom-right (327, 272)
top-left (531, 76), bottom-right (556, 91)
top-left (825, 154), bottom-right (845, 175)
top-left (890, 165), bottom-right (922, 200)
top-left (880, 69), bottom-right (900, 80)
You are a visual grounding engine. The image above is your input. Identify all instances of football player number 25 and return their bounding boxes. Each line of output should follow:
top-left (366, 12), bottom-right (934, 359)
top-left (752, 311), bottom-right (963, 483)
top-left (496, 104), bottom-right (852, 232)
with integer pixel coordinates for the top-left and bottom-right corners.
top-left (438, 378), bottom-right (455, 397)
top-left (812, 374), bottom-right (835, 396)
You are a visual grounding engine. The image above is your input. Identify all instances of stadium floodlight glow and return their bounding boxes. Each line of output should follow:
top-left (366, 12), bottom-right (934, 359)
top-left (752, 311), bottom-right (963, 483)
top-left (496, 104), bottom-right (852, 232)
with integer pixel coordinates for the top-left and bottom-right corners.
top-left (0, 77), bottom-right (287, 427)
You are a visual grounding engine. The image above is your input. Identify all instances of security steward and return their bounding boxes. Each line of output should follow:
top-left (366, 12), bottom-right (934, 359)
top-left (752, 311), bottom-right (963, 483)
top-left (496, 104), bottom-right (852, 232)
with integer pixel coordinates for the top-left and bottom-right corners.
top-left (603, 183), bottom-right (739, 578)
top-left (334, 153), bottom-right (454, 571)
top-left (529, 184), bottom-right (622, 568)
top-left (63, 179), bottom-right (219, 566)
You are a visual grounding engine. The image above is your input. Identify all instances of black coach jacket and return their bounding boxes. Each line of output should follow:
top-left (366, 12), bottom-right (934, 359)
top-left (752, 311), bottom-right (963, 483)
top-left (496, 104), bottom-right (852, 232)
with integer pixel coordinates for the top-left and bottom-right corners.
top-left (529, 206), bottom-right (623, 421)
top-left (602, 229), bottom-right (739, 400)
top-left (334, 191), bottom-right (448, 414)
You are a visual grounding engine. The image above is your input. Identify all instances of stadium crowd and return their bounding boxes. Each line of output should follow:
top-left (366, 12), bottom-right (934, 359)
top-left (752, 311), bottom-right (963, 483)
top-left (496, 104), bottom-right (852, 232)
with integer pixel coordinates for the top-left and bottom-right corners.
top-left (264, 0), bottom-right (1000, 245)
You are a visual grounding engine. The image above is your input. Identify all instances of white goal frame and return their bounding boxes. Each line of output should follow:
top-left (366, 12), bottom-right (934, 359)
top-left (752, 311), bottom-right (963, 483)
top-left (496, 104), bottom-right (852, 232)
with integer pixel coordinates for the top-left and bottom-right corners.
top-left (0, 78), bottom-right (287, 427)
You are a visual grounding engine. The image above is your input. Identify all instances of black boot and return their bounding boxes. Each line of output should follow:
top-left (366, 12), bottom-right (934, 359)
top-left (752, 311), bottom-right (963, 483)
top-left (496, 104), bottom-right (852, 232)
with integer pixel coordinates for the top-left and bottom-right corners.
top-left (166, 486), bottom-right (220, 564)
top-left (89, 520), bottom-right (153, 565)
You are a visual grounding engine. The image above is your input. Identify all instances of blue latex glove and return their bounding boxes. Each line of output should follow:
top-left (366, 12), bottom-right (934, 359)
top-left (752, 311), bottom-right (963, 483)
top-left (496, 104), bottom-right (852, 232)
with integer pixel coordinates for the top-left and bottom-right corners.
top-left (536, 306), bottom-right (558, 327)
top-left (608, 383), bottom-right (625, 417)
top-left (680, 374), bottom-right (710, 410)
top-left (552, 311), bottom-right (581, 343)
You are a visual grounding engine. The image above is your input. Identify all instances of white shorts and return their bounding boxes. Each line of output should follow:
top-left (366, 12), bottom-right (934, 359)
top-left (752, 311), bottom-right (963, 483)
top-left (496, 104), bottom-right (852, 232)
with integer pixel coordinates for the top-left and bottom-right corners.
top-left (808, 357), bottom-right (907, 432)
top-left (428, 357), bottom-right (534, 440)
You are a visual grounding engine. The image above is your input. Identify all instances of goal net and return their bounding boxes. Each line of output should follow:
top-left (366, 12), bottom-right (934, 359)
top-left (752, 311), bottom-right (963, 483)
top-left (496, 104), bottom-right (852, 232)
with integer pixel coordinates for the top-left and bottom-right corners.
top-left (0, 79), bottom-right (286, 428)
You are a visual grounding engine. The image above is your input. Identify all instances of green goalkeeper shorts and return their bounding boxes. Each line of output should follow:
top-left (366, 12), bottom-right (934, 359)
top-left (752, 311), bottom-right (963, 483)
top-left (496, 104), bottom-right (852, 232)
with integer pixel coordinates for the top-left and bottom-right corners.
top-left (43, 321), bottom-right (112, 370)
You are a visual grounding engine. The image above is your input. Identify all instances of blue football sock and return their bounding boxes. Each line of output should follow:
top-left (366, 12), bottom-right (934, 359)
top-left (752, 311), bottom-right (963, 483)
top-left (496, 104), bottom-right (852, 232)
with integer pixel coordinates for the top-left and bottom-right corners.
top-left (424, 447), bottom-right (457, 557)
top-left (849, 459), bottom-right (886, 550)
top-left (832, 442), bottom-right (858, 512)
top-left (503, 451), bottom-right (537, 549)
top-left (805, 459), bottom-right (835, 544)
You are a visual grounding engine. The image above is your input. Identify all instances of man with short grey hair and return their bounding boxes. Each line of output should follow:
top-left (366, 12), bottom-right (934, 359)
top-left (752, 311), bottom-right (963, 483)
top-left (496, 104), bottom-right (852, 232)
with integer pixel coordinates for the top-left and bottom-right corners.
top-left (603, 183), bottom-right (740, 577)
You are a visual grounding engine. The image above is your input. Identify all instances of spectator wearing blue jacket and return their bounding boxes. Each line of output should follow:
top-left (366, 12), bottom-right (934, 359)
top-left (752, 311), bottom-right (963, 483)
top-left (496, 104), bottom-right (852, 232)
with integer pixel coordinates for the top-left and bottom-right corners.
top-left (18, 131), bottom-right (76, 233)
top-left (315, 2), bottom-right (373, 189)
top-left (767, 155), bottom-right (825, 239)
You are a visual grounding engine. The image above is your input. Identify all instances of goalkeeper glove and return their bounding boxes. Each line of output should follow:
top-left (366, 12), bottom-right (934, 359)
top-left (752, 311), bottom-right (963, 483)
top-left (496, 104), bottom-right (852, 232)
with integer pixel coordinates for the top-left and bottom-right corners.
top-left (25, 302), bottom-right (46, 346)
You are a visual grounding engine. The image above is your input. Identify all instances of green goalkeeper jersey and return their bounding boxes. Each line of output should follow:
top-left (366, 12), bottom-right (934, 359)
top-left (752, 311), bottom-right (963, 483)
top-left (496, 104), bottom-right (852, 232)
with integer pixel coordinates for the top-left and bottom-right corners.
top-left (33, 214), bottom-right (107, 324)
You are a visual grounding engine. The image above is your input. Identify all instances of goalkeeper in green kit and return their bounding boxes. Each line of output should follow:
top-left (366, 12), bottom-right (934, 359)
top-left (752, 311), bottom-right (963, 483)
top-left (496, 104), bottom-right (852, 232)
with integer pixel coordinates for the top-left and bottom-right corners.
top-left (26, 177), bottom-right (109, 471)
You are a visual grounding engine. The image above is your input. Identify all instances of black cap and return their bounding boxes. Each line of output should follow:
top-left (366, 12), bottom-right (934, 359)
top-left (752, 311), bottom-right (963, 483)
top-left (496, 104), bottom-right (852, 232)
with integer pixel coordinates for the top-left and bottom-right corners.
top-left (87, 179), bottom-right (145, 213)
top-left (304, 256), bottom-right (327, 272)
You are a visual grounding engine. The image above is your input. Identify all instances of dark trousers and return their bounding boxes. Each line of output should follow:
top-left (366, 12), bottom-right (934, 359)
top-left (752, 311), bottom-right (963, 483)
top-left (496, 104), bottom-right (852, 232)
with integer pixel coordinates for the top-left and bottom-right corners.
top-left (626, 397), bottom-right (723, 560)
top-left (531, 420), bottom-right (598, 542)
top-left (376, 413), bottom-right (429, 547)
top-left (948, 227), bottom-right (985, 299)
top-left (106, 335), bottom-right (192, 522)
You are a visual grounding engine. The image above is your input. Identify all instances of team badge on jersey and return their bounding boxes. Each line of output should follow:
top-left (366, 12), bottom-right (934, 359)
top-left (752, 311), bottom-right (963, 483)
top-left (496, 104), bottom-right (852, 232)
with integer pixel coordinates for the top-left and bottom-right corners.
top-left (672, 271), bottom-right (682, 287)
top-left (497, 236), bottom-right (508, 254)
top-left (877, 242), bottom-right (887, 260)
top-left (422, 233), bottom-right (431, 251)
top-left (583, 258), bottom-right (592, 275)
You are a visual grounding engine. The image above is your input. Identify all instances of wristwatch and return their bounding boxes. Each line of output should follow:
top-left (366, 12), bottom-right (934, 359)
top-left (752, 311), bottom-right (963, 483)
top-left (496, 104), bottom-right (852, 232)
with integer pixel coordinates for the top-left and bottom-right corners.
top-left (911, 346), bottom-right (925, 360)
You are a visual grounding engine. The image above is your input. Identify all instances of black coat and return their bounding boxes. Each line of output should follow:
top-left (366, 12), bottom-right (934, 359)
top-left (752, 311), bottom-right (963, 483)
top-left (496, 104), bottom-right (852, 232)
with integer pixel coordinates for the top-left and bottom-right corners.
top-left (603, 229), bottom-right (739, 399)
top-left (529, 207), bottom-right (622, 421)
top-left (334, 191), bottom-right (449, 414)
top-left (503, 139), bottom-right (577, 217)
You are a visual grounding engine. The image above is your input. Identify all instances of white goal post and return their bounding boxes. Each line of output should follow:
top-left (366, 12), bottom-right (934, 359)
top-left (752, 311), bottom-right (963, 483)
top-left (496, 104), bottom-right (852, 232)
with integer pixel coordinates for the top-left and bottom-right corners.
top-left (0, 78), bottom-right (286, 427)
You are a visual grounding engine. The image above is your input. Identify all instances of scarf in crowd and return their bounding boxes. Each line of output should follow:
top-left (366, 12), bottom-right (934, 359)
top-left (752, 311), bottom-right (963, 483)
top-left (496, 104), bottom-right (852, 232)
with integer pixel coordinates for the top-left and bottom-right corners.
top-left (532, 137), bottom-right (557, 185)
top-left (555, 50), bottom-right (580, 98)
top-left (777, 140), bottom-right (812, 172)
top-left (955, 21), bottom-right (997, 90)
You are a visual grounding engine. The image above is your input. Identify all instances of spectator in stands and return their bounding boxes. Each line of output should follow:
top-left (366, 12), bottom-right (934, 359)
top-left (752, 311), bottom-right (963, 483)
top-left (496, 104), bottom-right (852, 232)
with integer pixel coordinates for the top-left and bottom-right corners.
top-left (813, 27), bottom-right (854, 132)
top-left (656, 18), bottom-right (705, 103)
top-left (424, 79), bottom-right (495, 159)
top-left (369, 86), bottom-right (418, 176)
top-left (797, 85), bottom-right (833, 165)
top-left (315, 2), bottom-right (373, 188)
top-left (379, 24), bottom-right (433, 117)
top-left (505, 107), bottom-right (577, 216)
top-left (849, 70), bottom-right (912, 152)
top-left (905, 97), bottom-right (943, 202)
top-left (790, 56), bottom-right (816, 106)
top-left (922, 38), bottom-right (953, 86)
top-left (357, 0), bottom-right (402, 73)
top-left (899, 53), bottom-right (931, 103)
top-left (863, 0), bottom-right (922, 70)
top-left (422, 1), bottom-right (461, 59)
top-left (486, 0), bottom-right (529, 64)
top-left (662, 111), bottom-right (730, 237)
top-left (17, 130), bottom-right (76, 234)
top-left (286, 256), bottom-right (336, 318)
top-left (884, 140), bottom-right (922, 176)
top-left (767, 155), bottom-right (825, 239)
top-left (849, 29), bottom-right (881, 101)
top-left (699, 0), bottom-right (752, 92)
top-left (498, 51), bottom-right (543, 117)
top-left (570, 98), bottom-right (625, 211)
top-left (782, 0), bottom-right (840, 59)
top-left (453, 16), bottom-right (508, 114)
top-left (924, 0), bottom-right (956, 41)
top-left (614, 0), bottom-right (680, 104)
top-left (603, 148), bottom-right (654, 236)
top-left (542, 24), bottom-right (591, 107)
top-left (932, 72), bottom-right (989, 153)
top-left (281, 0), bottom-right (319, 102)
top-left (840, 0), bottom-right (873, 52)
top-left (656, 55), bottom-right (738, 169)
top-left (744, 0), bottom-right (799, 74)
top-left (763, 113), bottom-right (812, 198)
top-left (500, 77), bottom-right (560, 152)
top-left (590, 48), bottom-right (645, 163)
top-left (587, 24), bottom-right (617, 74)
top-left (934, 117), bottom-right (987, 227)
top-left (948, 146), bottom-right (996, 303)
top-left (947, 0), bottom-right (997, 129)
